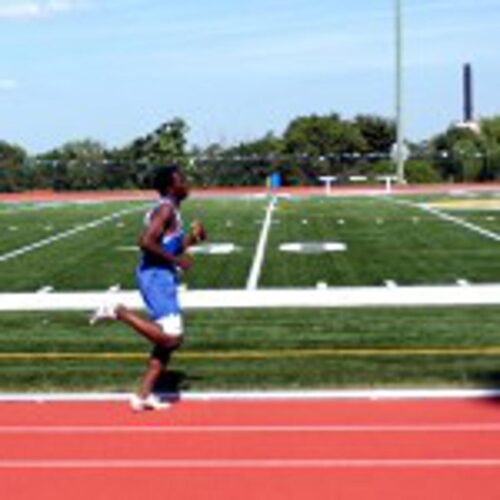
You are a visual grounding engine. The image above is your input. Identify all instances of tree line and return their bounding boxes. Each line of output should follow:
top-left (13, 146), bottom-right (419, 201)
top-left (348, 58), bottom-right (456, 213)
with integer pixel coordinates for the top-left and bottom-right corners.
top-left (2, 113), bottom-right (500, 191)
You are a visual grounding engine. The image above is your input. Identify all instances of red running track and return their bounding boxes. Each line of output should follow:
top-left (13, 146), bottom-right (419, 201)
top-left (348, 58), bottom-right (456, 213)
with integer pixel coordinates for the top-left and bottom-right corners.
top-left (1, 398), bottom-right (500, 499)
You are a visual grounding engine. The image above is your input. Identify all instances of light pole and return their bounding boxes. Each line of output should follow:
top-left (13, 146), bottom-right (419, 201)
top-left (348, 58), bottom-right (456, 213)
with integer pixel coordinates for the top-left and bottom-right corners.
top-left (395, 0), bottom-right (406, 184)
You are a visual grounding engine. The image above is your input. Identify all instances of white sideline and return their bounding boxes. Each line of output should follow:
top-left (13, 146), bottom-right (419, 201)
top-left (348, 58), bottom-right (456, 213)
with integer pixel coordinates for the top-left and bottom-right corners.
top-left (246, 196), bottom-right (277, 290)
top-left (1, 388), bottom-right (500, 403)
top-left (420, 203), bottom-right (500, 242)
top-left (393, 199), bottom-right (500, 243)
top-left (0, 206), bottom-right (143, 263)
top-left (2, 283), bottom-right (500, 311)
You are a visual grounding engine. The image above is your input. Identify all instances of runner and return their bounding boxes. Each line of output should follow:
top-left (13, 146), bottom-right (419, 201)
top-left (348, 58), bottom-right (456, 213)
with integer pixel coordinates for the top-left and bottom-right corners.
top-left (90, 165), bottom-right (206, 411)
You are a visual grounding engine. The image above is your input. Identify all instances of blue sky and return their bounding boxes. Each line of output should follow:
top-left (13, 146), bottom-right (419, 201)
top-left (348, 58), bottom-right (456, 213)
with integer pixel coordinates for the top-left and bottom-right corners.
top-left (0, 0), bottom-right (499, 153)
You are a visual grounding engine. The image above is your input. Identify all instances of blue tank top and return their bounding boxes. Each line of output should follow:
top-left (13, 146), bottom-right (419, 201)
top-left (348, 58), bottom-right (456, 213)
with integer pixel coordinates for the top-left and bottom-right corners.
top-left (138, 197), bottom-right (184, 272)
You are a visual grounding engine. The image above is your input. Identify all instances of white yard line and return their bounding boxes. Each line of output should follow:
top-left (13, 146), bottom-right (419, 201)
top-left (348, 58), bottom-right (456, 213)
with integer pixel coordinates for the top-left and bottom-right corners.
top-left (246, 196), bottom-right (277, 290)
top-left (0, 203), bottom-right (59, 215)
top-left (0, 459), bottom-right (499, 469)
top-left (0, 206), bottom-right (143, 263)
top-left (393, 198), bottom-right (500, 242)
top-left (0, 201), bottom-right (105, 215)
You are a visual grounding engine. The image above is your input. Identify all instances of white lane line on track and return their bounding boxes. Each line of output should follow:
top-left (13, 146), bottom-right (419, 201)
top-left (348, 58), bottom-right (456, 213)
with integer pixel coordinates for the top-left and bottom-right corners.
top-left (246, 196), bottom-right (277, 290)
top-left (2, 424), bottom-right (500, 434)
top-left (0, 206), bottom-right (144, 263)
top-left (1, 459), bottom-right (500, 469)
top-left (2, 388), bottom-right (500, 402)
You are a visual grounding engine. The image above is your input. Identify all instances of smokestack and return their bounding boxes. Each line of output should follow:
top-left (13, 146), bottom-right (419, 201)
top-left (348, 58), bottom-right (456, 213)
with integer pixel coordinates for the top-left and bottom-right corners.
top-left (463, 63), bottom-right (473, 122)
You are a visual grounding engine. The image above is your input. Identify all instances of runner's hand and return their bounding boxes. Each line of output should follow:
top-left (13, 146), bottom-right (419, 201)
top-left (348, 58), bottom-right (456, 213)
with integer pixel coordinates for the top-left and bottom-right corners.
top-left (175, 255), bottom-right (193, 271)
top-left (190, 220), bottom-right (207, 242)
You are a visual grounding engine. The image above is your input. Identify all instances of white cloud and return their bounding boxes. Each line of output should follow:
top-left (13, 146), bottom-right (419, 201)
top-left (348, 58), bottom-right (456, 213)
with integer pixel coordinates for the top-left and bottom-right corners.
top-left (0, 3), bottom-right (41, 19)
top-left (0, 79), bottom-right (17, 91)
top-left (47, 0), bottom-right (83, 13)
top-left (0, 1), bottom-right (88, 20)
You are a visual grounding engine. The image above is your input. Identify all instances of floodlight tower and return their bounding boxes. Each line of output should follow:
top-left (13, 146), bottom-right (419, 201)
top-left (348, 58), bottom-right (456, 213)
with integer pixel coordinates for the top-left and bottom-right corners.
top-left (394, 0), bottom-right (406, 184)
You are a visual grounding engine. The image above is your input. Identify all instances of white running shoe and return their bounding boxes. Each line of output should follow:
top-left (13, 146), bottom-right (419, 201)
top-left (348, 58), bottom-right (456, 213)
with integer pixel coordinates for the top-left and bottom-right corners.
top-left (89, 302), bottom-right (117, 325)
top-left (130, 394), bottom-right (171, 412)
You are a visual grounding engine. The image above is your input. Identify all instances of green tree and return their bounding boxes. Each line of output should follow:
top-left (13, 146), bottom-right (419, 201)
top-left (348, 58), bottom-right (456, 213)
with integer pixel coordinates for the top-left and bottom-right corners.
top-left (480, 117), bottom-right (500, 179)
top-left (225, 132), bottom-right (283, 185)
top-left (283, 113), bottom-right (366, 156)
top-left (430, 127), bottom-right (486, 181)
top-left (191, 133), bottom-right (283, 187)
top-left (119, 117), bottom-right (189, 187)
top-left (354, 115), bottom-right (396, 153)
top-left (481, 116), bottom-right (500, 144)
top-left (451, 139), bottom-right (484, 181)
top-left (404, 160), bottom-right (442, 184)
top-left (45, 139), bottom-right (108, 190)
top-left (0, 141), bottom-right (28, 192)
top-left (283, 113), bottom-right (367, 180)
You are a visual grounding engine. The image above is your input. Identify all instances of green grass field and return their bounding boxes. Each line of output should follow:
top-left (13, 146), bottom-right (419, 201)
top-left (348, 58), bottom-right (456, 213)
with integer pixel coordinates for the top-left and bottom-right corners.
top-left (1, 192), bottom-right (500, 392)
top-left (1, 194), bottom-right (500, 291)
top-left (1, 307), bottom-right (500, 392)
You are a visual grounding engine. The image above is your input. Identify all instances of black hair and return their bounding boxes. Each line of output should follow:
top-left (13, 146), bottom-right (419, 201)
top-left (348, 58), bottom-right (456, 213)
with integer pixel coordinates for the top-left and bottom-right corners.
top-left (152, 165), bottom-right (179, 195)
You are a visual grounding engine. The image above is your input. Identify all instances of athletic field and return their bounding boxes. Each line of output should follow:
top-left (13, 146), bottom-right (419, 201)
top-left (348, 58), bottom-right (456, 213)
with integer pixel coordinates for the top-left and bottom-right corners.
top-left (1, 191), bottom-right (500, 391)
top-left (2, 193), bottom-right (500, 291)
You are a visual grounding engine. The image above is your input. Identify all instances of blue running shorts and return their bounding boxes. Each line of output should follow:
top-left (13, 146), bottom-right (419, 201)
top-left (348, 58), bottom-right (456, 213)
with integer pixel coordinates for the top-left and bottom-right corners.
top-left (136, 267), bottom-right (183, 336)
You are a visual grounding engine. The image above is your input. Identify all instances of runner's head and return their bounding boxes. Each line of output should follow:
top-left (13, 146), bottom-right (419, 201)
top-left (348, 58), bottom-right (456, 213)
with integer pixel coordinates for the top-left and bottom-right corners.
top-left (153, 165), bottom-right (189, 202)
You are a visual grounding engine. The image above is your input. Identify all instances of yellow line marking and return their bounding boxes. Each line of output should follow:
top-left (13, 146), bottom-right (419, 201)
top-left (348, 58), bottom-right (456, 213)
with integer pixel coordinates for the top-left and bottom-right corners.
top-left (429, 200), bottom-right (500, 211)
top-left (2, 348), bottom-right (500, 361)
